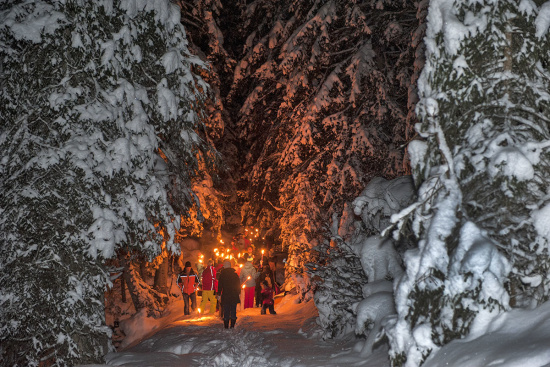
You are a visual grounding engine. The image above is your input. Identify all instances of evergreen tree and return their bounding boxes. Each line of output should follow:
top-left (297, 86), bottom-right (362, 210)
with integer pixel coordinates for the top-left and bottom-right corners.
top-left (386, 1), bottom-right (550, 365)
top-left (310, 211), bottom-right (368, 339)
top-left (231, 0), bottom-right (424, 295)
top-left (178, 0), bottom-right (243, 231)
top-left (169, 1), bottom-right (426, 300)
top-left (0, 1), bottom-right (207, 365)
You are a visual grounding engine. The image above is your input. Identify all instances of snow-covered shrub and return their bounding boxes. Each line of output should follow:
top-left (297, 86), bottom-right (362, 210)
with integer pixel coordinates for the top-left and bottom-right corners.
top-left (0, 0), bottom-right (207, 365)
top-left (352, 235), bottom-right (404, 283)
top-left (386, 1), bottom-right (550, 365)
top-left (362, 280), bottom-right (394, 299)
top-left (353, 291), bottom-right (396, 357)
top-left (352, 176), bottom-right (416, 235)
top-left (312, 234), bottom-right (367, 339)
top-left (312, 177), bottom-right (413, 341)
top-left (349, 232), bottom-right (404, 356)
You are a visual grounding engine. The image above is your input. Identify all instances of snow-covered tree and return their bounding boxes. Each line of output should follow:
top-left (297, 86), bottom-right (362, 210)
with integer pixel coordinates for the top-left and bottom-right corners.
top-left (162, 1), bottom-right (426, 300)
top-left (386, 1), bottom-right (550, 365)
top-left (178, 0), bottom-right (244, 231)
top-left (311, 213), bottom-right (368, 339)
top-left (0, 1), bottom-right (207, 365)
top-left (311, 176), bottom-right (414, 341)
top-left (230, 0), bottom-right (425, 296)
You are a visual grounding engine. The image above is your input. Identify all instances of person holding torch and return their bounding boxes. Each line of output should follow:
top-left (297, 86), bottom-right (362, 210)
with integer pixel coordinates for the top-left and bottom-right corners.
top-left (240, 260), bottom-right (258, 309)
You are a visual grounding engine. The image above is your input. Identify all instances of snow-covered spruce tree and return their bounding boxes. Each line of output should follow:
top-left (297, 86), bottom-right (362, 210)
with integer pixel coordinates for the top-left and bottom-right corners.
top-left (310, 176), bottom-right (415, 341)
top-left (310, 218), bottom-right (367, 339)
top-left (386, 1), bottom-right (550, 366)
top-left (226, 0), bottom-right (425, 296)
top-left (0, 1), bottom-right (207, 365)
top-left (177, 0), bottom-right (245, 231)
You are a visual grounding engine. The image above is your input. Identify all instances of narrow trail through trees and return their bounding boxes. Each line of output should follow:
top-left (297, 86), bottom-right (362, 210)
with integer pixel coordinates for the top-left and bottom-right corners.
top-left (104, 295), bottom-right (389, 367)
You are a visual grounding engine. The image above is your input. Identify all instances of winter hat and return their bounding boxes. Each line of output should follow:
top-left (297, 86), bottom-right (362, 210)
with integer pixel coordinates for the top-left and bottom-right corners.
top-left (223, 260), bottom-right (231, 268)
top-left (184, 261), bottom-right (191, 268)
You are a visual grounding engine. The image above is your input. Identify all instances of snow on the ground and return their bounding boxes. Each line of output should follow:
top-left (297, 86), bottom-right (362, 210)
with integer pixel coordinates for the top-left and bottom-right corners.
top-left (81, 294), bottom-right (389, 367)
top-left (81, 291), bottom-right (550, 367)
top-left (424, 300), bottom-right (550, 367)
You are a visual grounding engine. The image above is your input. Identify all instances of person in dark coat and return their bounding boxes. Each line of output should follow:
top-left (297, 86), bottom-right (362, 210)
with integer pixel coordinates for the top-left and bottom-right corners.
top-left (217, 260), bottom-right (241, 328)
top-left (214, 259), bottom-right (224, 314)
top-left (256, 263), bottom-right (276, 306)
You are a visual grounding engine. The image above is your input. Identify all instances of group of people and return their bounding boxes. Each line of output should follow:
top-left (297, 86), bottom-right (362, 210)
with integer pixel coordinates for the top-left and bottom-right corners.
top-left (177, 246), bottom-right (279, 329)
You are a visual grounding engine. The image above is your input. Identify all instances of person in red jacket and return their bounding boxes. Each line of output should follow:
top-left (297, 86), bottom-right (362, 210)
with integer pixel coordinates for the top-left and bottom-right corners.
top-left (177, 261), bottom-right (199, 315)
top-left (199, 259), bottom-right (217, 314)
top-left (260, 280), bottom-right (277, 315)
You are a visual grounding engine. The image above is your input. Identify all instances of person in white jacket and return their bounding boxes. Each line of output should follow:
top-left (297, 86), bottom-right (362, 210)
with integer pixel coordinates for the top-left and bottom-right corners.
top-left (239, 261), bottom-right (258, 309)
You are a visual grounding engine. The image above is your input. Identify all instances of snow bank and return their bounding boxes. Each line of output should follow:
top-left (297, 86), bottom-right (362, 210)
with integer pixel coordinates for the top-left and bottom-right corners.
top-left (425, 300), bottom-right (550, 367)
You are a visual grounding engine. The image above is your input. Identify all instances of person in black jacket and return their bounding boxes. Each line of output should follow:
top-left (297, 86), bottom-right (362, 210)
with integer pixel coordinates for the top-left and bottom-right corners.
top-left (256, 262), bottom-right (276, 306)
top-left (217, 260), bottom-right (241, 328)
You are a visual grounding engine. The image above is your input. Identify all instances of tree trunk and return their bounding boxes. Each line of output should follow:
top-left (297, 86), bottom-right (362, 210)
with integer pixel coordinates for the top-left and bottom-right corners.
top-left (153, 257), bottom-right (169, 295)
top-left (122, 259), bottom-right (169, 316)
top-left (121, 269), bottom-right (127, 303)
top-left (139, 258), bottom-right (147, 279)
top-left (122, 260), bottom-right (145, 313)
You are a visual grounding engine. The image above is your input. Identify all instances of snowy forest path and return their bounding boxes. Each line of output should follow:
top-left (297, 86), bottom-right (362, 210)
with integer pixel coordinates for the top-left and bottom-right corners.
top-left (102, 295), bottom-right (389, 367)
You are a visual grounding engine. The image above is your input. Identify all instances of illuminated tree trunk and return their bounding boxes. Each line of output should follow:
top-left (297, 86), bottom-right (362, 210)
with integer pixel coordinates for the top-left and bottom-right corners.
top-left (123, 260), bottom-right (169, 316)
top-left (121, 271), bottom-right (127, 304)
top-left (154, 257), bottom-right (170, 295)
